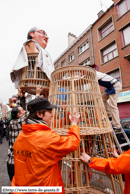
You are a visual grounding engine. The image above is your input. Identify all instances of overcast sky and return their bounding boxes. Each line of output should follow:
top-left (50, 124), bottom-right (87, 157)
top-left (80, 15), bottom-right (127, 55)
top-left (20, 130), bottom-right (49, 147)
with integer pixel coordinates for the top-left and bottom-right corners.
top-left (0, 0), bottom-right (113, 107)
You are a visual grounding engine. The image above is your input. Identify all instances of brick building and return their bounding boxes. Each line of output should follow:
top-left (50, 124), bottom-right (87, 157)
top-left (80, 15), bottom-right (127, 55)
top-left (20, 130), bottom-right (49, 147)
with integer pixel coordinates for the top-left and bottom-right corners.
top-left (92, 0), bottom-right (130, 119)
top-left (54, 25), bottom-right (94, 70)
top-left (54, 0), bottom-right (130, 119)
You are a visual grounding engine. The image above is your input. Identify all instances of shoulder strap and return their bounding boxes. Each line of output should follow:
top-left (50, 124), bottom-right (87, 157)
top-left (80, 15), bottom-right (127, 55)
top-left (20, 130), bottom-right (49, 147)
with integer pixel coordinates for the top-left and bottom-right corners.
top-left (100, 74), bottom-right (107, 80)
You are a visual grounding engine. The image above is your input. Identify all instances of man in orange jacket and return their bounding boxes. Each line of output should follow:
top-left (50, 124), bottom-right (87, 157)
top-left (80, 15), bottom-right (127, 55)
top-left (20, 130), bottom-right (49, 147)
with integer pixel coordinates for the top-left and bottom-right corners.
top-left (11, 97), bottom-right (80, 194)
top-left (80, 147), bottom-right (130, 194)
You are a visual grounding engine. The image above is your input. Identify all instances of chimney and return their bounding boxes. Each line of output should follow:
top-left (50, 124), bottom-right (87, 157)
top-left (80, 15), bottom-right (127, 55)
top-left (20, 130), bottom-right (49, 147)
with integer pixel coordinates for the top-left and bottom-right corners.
top-left (68, 33), bottom-right (77, 46)
top-left (97, 10), bottom-right (104, 18)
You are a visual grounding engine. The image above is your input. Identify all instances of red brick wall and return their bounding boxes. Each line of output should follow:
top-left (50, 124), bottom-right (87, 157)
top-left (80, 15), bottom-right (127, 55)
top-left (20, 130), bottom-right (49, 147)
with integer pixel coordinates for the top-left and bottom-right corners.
top-left (92, 5), bottom-right (130, 92)
top-left (54, 3), bottom-right (130, 94)
top-left (54, 30), bottom-right (93, 68)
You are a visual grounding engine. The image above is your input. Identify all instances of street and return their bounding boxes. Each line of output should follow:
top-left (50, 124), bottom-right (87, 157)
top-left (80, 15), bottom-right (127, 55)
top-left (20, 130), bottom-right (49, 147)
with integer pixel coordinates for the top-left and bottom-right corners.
top-left (0, 138), bottom-right (10, 193)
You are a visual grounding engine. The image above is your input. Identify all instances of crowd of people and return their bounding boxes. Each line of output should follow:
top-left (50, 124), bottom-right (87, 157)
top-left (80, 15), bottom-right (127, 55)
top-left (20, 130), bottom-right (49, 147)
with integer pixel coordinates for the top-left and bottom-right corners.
top-left (2, 26), bottom-right (129, 194)
top-left (0, 117), bottom-right (10, 144)
top-left (5, 85), bottom-right (80, 193)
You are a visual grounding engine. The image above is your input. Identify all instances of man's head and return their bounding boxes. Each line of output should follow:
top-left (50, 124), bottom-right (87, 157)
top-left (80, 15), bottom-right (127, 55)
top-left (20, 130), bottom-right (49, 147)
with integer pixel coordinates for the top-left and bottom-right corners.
top-left (27, 97), bottom-right (57, 126)
top-left (88, 64), bottom-right (99, 71)
top-left (27, 27), bottom-right (49, 49)
top-left (11, 106), bottom-right (26, 119)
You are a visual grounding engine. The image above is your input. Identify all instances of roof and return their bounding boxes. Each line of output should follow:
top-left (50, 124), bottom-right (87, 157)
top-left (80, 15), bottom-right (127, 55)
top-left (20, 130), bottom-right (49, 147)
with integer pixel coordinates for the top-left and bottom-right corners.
top-left (54, 24), bottom-right (92, 63)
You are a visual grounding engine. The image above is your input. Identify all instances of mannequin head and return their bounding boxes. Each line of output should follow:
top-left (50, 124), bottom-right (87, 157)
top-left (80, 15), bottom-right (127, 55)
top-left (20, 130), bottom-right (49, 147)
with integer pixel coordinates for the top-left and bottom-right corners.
top-left (27, 27), bottom-right (49, 49)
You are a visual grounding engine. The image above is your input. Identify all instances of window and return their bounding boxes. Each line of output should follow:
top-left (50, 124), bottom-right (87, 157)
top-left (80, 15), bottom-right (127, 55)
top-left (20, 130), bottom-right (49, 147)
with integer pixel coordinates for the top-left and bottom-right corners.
top-left (121, 25), bottom-right (130, 46)
top-left (103, 68), bottom-right (121, 91)
top-left (102, 69), bottom-right (121, 92)
top-left (108, 69), bottom-right (121, 82)
top-left (69, 53), bottom-right (74, 62)
top-left (101, 42), bottom-right (118, 63)
top-left (79, 41), bottom-right (89, 54)
top-left (117, 0), bottom-right (130, 17)
top-left (99, 19), bottom-right (114, 39)
top-left (79, 58), bottom-right (90, 66)
top-left (61, 60), bottom-right (66, 67)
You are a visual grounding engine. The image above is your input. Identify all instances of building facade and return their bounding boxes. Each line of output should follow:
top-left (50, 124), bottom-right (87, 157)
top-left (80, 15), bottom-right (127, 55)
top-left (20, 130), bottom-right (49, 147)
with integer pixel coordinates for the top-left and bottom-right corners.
top-left (54, 0), bottom-right (130, 119)
top-left (54, 25), bottom-right (94, 70)
top-left (92, 0), bottom-right (130, 118)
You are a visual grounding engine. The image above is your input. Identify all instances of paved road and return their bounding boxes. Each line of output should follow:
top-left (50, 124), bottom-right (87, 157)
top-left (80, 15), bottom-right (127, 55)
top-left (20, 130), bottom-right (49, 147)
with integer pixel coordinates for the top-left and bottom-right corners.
top-left (0, 138), bottom-right (10, 193)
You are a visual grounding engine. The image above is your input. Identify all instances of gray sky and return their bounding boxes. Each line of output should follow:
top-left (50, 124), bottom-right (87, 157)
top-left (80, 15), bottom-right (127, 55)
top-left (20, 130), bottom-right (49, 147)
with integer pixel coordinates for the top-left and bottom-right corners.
top-left (0, 0), bottom-right (113, 106)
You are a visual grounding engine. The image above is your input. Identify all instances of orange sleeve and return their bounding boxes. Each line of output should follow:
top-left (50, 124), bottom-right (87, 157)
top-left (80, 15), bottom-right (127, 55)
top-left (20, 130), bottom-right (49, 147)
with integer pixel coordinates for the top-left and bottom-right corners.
top-left (38, 125), bottom-right (80, 165)
top-left (89, 149), bottom-right (130, 174)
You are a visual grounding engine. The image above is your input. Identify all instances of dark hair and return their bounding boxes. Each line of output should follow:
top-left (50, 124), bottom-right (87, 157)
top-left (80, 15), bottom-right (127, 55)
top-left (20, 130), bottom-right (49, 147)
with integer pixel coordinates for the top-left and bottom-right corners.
top-left (27, 27), bottom-right (37, 39)
top-left (11, 106), bottom-right (20, 119)
top-left (25, 109), bottom-right (47, 123)
top-left (31, 109), bottom-right (47, 119)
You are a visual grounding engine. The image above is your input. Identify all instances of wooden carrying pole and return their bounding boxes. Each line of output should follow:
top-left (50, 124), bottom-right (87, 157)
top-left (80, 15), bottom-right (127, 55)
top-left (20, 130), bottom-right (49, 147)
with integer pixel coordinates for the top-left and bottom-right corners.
top-left (72, 72), bottom-right (80, 194)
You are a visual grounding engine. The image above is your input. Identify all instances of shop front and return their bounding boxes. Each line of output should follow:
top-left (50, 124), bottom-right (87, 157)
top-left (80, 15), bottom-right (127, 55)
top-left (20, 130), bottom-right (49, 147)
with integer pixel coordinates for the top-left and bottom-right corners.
top-left (117, 90), bottom-right (130, 119)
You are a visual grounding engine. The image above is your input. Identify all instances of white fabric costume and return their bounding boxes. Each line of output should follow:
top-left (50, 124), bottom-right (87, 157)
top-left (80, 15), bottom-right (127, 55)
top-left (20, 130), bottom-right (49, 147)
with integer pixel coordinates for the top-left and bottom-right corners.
top-left (10, 40), bottom-right (54, 89)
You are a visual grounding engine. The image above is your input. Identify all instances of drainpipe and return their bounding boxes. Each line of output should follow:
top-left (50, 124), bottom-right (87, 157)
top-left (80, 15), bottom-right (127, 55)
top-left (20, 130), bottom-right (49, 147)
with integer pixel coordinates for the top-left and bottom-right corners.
top-left (90, 26), bottom-right (95, 64)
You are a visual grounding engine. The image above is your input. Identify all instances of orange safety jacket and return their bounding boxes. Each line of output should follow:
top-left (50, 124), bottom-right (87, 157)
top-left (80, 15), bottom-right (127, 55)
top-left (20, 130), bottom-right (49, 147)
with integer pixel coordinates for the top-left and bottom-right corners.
top-left (89, 149), bottom-right (130, 194)
top-left (11, 123), bottom-right (80, 194)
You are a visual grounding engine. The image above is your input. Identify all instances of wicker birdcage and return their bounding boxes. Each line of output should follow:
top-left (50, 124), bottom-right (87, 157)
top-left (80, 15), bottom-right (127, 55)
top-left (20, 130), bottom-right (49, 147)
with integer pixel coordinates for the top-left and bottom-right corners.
top-left (20, 41), bottom-right (50, 96)
top-left (49, 65), bottom-right (124, 194)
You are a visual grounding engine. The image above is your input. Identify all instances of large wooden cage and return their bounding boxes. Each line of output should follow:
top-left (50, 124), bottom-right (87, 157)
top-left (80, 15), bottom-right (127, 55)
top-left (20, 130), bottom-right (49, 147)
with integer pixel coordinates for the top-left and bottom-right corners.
top-left (49, 65), bottom-right (124, 194)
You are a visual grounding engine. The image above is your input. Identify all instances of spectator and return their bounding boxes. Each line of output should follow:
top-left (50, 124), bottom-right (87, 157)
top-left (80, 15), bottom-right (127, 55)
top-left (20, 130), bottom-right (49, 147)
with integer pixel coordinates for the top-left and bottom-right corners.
top-left (6, 119), bottom-right (11, 142)
top-left (0, 118), bottom-right (3, 144)
top-left (2, 117), bottom-right (7, 139)
top-left (7, 106), bottom-right (26, 181)
top-left (7, 86), bottom-right (42, 182)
